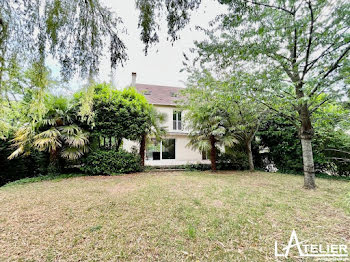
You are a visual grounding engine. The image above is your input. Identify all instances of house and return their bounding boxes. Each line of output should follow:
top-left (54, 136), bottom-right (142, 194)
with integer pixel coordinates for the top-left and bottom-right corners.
top-left (123, 73), bottom-right (210, 166)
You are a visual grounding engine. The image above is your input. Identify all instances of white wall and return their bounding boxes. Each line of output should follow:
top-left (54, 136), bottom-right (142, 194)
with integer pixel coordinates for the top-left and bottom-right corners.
top-left (122, 105), bottom-right (210, 166)
top-left (154, 105), bottom-right (189, 133)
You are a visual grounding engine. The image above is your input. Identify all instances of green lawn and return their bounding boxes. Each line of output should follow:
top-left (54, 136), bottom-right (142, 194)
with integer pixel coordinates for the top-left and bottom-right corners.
top-left (0, 171), bottom-right (349, 261)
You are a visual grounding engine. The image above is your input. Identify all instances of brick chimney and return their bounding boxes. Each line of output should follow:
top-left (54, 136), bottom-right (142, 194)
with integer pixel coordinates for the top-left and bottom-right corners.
top-left (131, 72), bottom-right (137, 86)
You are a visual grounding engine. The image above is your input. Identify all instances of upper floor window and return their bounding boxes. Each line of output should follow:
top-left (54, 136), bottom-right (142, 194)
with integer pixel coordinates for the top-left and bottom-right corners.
top-left (173, 111), bottom-right (182, 130)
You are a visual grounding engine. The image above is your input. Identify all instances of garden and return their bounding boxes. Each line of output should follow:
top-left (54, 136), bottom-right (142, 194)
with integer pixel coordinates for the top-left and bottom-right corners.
top-left (0, 0), bottom-right (349, 260)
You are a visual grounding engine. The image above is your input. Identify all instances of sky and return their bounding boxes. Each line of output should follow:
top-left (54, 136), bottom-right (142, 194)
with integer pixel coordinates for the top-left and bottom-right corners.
top-left (89, 0), bottom-right (226, 89)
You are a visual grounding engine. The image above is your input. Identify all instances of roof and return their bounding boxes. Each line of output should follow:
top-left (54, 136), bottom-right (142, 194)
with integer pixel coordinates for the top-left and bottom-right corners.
top-left (135, 83), bottom-right (184, 106)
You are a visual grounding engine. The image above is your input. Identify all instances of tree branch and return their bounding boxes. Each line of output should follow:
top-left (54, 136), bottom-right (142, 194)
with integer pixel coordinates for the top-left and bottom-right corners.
top-left (306, 41), bottom-right (349, 74)
top-left (302, 0), bottom-right (314, 80)
top-left (325, 149), bottom-right (350, 155)
top-left (258, 100), bottom-right (299, 127)
top-left (309, 45), bottom-right (350, 97)
top-left (309, 97), bottom-right (330, 115)
top-left (247, 0), bottom-right (295, 15)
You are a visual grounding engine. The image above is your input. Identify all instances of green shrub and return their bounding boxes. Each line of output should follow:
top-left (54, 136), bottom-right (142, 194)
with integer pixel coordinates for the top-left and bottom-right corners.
top-left (256, 116), bottom-right (350, 176)
top-left (217, 148), bottom-right (249, 171)
top-left (81, 149), bottom-right (142, 175)
top-left (0, 138), bottom-right (49, 186)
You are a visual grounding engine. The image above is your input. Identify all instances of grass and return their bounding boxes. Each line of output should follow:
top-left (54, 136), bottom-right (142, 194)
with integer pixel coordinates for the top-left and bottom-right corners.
top-left (0, 171), bottom-right (349, 261)
top-left (3, 173), bottom-right (87, 187)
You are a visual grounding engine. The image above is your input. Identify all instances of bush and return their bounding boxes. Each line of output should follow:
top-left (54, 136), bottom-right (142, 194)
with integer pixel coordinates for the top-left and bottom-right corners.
top-left (256, 115), bottom-right (350, 176)
top-left (81, 149), bottom-right (142, 175)
top-left (0, 138), bottom-right (49, 186)
top-left (217, 151), bottom-right (249, 170)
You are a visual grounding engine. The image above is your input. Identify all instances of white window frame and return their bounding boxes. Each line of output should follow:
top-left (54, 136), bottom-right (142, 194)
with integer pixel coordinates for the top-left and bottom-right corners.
top-left (173, 111), bottom-right (182, 130)
top-left (146, 139), bottom-right (176, 160)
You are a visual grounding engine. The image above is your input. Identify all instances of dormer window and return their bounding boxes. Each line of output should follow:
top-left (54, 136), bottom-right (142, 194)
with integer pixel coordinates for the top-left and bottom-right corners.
top-left (173, 111), bottom-right (182, 130)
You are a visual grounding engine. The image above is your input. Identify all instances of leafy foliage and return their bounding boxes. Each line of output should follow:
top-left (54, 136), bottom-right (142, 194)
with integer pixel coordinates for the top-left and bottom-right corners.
top-left (257, 104), bottom-right (350, 176)
top-left (0, 0), bottom-right (127, 81)
top-left (177, 0), bottom-right (349, 188)
top-left (217, 149), bottom-right (249, 171)
top-left (8, 95), bottom-right (89, 174)
top-left (80, 149), bottom-right (142, 175)
top-left (0, 138), bottom-right (49, 186)
top-left (181, 71), bottom-right (237, 151)
top-left (136, 0), bottom-right (201, 53)
top-left (92, 84), bottom-right (153, 142)
top-left (181, 70), bottom-right (266, 170)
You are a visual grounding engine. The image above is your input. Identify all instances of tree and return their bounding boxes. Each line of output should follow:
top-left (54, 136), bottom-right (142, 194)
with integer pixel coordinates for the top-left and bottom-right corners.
top-left (219, 72), bottom-right (267, 171)
top-left (0, 0), bottom-right (127, 84)
top-left (8, 96), bottom-right (89, 173)
top-left (181, 71), bottom-right (238, 171)
top-left (78, 83), bottom-right (165, 166)
top-left (257, 100), bottom-right (350, 176)
top-left (182, 70), bottom-right (266, 171)
top-left (154, 0), bottom-right (349, 189)
top-left (0, 0), bottom-right (128, 137)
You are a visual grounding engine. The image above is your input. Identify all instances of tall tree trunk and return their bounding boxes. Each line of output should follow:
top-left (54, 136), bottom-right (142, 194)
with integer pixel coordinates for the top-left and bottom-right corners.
top-left (299, 104), bottom-right (316, 189)
top-left (295, 80), bottom-right (316, 189)
top-left (301, 137), bottom-right (315, 189)
top-left (140, 134), bottom-right (146, 166)
top-left (209, 135), bottom-right (217, 172)
top-left (48, 149), bottom-right (60, 174)
top-left (246, 140), bottom-right (254, 171)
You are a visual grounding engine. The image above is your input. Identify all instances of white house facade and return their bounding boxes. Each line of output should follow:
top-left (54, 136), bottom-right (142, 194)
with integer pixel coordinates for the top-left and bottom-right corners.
top-left (123, 73), bottom-right (210, 166)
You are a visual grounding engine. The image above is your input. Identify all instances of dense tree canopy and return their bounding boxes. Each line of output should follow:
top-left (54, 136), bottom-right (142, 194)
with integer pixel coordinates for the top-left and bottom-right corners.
top-left (155, 0), bottom-right (350, 189)
top-left (91, 84), bottom-right (154, 145)
top-left (8, 95), bottom-right (89, 173)
top-left (0, 0), bottom-right (127, 82)
top-left (257, 101), bottom-right (350, 176)
top-left (181, 70), bottom-right (266, 171)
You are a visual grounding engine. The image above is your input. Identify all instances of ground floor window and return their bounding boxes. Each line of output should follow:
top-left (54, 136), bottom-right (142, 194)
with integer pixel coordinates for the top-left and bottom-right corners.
top-left (146, 139), bottom-right (175, 160)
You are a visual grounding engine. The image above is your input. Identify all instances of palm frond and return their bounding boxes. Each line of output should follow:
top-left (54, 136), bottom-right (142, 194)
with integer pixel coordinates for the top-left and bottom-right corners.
top-left (58, 125), bottom-right (81, 136)
top-left (220, 135), bottom-right (239, 147)
top-left (62, 127), bottom-right (89, 148)
top-left (41, 118), bottom-right (57, 126)
top-left (8, 126), bottom-right (33, 159)
top-left (8, 145), bottom-right (25, 160)
top-left (186, 136), bottom-right (211, 152)
top-left (33, 128), bottom-right (61, 152)
top-left (60, 146), bottom-right (88, 160)
top-left (11, 126), bottom-right (32, 144)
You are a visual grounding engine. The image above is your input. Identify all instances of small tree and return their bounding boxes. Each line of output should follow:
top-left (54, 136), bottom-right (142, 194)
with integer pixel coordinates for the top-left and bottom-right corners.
top-left (79, 83), bottom-right (165, 166)
top-left (181, 71), bottom-right (238, 171)
top-left (91, 84), bottom-right (152, 149)
top-left (182, 70), bottom-right (266, 171)
top-left (8, 96), bottom-right (89, 173)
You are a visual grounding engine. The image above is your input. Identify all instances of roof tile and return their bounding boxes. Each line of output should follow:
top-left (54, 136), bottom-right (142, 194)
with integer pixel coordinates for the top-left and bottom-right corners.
top-left (135, 84), bottom-right (183, 106)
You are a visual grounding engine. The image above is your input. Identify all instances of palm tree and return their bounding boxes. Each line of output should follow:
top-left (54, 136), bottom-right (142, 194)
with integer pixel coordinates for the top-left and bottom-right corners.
top-left (8, 96), bottom-right (89, 173)
top-left (187, 127), bottom-right (237, 172)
